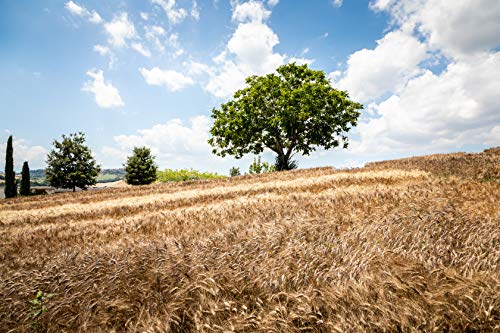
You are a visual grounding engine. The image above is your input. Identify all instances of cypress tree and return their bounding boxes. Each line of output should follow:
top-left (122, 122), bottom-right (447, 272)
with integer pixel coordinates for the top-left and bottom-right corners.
top-left (20, 161), bottom-right (30, 196)
top-left (4, 135), bottom-right (17, 198)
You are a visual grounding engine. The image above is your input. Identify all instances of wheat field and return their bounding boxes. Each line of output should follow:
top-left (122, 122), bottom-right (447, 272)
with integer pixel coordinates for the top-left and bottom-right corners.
top-left (1, 149), bottom-right (499, 332)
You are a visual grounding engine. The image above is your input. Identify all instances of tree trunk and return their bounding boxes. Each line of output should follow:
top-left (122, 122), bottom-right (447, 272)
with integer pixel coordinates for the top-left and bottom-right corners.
top-left (73, 186), bottom-right (76, 192)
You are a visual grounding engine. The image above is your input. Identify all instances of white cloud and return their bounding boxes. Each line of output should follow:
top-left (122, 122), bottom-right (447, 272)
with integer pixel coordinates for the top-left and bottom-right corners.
top-left (131, 43), bottom-right (152, 57)
top-left (104, 13), bottom-right (137, 47)
top-left (140, 67), bottom-right (194, 92)
top-left (268, 0), bottom-right (279, 7)
top-left (331, 0), bottom-right (343, 7)
top-left (327, 70), bottom-right (342, 83)
top-left (89, 10), bottom-right (103, 24)
top-left (352, 52), bottom-right (500, 153)
top-left (65, 1), bottom-right (86, 16)
top-left (288, 57), bottom-right (314, 65)
top-left (206, 21), bottom-right (285, 98)
top-left (65, 1), bottom-right (102, 24)
top-left (227, 22), bottom-right (283, 73)
top-left (204, 2), bottom-right (285, 98)
top-left (102, 116), bottom-right (220, 169)
top-left (370, 0), bottom-right (500, 59)
top-left (338, 30), bottom-right (428, 102)
top-left (93, 44), bottom-right (110, 56)
top-left (93, 45), bottom-right (116, 68)
top-left (191, 1), bottom-right (200, 20)
top-left (145, 25), bottom-right (167, 52)
top-left (184, 60), bottom-right (214, 76)
top-left (0, 137), bottom-right (48, 170)
top-left (82, 69), bottom-right (124, 108)
top-left (232, 1), bottom-right (271, 23)
top-left (153, 0), bottom-right (188, 25)
top-left (140, 12), bottom-right (149, 20)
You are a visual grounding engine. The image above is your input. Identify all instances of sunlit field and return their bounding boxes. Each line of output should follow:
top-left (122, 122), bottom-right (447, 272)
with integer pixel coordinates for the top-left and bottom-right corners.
top-left (1, 149), bottom-right (499, 332)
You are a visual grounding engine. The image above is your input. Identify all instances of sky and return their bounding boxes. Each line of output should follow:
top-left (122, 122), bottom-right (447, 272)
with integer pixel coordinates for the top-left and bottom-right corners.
top-left (1, 0), bottom-right (499, 173)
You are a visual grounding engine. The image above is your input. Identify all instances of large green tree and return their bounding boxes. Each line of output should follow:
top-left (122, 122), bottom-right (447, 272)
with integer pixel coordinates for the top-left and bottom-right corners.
top-left (4, 135), bottom-right (17, 198)
top-left (20, 161), bottom-right (30, 196)
top-left (45, 132), bottom-right (101, 191)
top-left (124, 146), bottom-right (158, 185)
top-left (208, 63), bottom-right (363, 170)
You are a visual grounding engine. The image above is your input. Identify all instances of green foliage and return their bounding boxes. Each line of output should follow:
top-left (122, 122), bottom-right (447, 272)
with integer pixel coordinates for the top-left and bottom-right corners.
top-left (208, 63), bottom-right (363, 170)
top-left (4, 135), bottom-right (17, 198)
top-left (229, 166), bottom-right (241, 177)
top-left (157, 168), bottom-right (225, 182)
top-left (45, 132), bottom-right (101, 191)
top-left (249, 156), bottom-right (275, 174)
top-left (20, 161), bottom-right (30, 196)
top-left (124, 147), bottom-right (158, 185)
top-left (29, 290), bottom-right (54, 332)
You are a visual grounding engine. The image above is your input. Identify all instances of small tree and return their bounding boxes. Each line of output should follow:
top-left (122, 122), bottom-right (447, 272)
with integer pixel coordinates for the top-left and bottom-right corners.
top-left (124, 147), bottom-right (158, 185)
top-left (249, 156), bottom-right (275, 174)
top-left (45, 132), bottom-right (101, 191)
top-left (20, 161), bottom-right (30, 196)
top-left (229, 166), bottom-right (241, 177)
top-left (209, 63), bottom-right (363, 170)
top-left (4, 135), bottom-right (17, 198)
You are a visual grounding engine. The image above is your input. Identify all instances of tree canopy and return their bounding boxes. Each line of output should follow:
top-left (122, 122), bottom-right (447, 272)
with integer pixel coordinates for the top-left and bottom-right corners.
top-left (45, 132), bottom-right (101, 191)
top-left (208, 63), bottom-right (363, 170)
top-left (124, 146), bottom-right (158, 185)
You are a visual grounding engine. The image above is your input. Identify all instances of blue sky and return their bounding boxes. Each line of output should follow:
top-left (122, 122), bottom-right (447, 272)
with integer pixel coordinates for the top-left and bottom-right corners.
top-left (1, 0), bottom-right (499, 173)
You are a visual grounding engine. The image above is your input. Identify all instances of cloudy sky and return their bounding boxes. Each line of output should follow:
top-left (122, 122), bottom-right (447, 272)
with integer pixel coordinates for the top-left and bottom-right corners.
top-left (1, 0), bottom-right (499, 173)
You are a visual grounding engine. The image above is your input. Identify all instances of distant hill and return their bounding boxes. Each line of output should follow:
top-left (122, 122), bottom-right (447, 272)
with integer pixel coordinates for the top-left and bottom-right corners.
top-left (0, 168), bottom-right (126, 187)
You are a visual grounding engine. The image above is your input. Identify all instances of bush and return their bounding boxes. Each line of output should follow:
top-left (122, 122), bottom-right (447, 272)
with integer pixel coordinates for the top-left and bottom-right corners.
top-left (157, 169), bottom-right (225, 182)
top-left (249, 156), bottom-right (275, 174)
top-left (124, 147), bottom-right (158, 185)
top-left (229, 167), bottom-right (241, 177)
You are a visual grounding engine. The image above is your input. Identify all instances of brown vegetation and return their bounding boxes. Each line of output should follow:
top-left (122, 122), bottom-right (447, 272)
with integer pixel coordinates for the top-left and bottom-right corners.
top-left (0, 148), bottom-right (499, 332)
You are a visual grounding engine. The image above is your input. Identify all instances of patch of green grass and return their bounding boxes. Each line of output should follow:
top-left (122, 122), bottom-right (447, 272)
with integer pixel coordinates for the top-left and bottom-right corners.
top-left (157, 169), bottom-right (226, 182)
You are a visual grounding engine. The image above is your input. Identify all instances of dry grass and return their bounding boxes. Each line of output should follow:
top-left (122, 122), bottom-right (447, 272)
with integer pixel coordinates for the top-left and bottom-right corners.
top-left (0, 149), bottom-right (499, 332)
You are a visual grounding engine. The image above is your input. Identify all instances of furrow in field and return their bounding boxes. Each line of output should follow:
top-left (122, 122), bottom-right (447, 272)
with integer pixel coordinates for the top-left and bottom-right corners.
top-left (0, 170), bottom-right (428, 226)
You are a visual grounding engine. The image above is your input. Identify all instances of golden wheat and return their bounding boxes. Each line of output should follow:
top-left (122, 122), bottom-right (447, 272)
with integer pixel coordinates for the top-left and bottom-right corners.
top-left (0, 148), bottom-right (498, 332)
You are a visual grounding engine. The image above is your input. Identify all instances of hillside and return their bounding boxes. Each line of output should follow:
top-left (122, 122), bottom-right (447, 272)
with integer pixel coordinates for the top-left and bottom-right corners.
top-left (0, 149), bottom-right (498, 332)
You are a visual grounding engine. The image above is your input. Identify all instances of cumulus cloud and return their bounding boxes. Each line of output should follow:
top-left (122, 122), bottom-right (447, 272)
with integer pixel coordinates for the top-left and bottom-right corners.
top-left (104, 13), bottom-right (136, 47)
top-left (140, 67), bottom-right (194, 92)
top-left (101, 116), bottom-right (223, 169)
top-left (352, 52), bottom-right (500, 153)
top-left (338, 30), bottom-right (428, 102)
top-left (288, 57), bottom-right (315, 65)
top-left (82, 69), bottom-right (124, 108)
top-left (206, 2), bottom-right (285, 98)
top-left (268, 0), bottom-right (279, 6)
top-left (65, 1), bottom-right (102, 24)
top-left (0, 137), bottom-right (48, 170)
top-left (152, 0), bottom-right (188, 25)
top-left (331, 0), bottom-right (500, 156)
top-left (232, 1), bottom-right (271, 23)
top-left (370, 0), bottom-right (500, 59)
